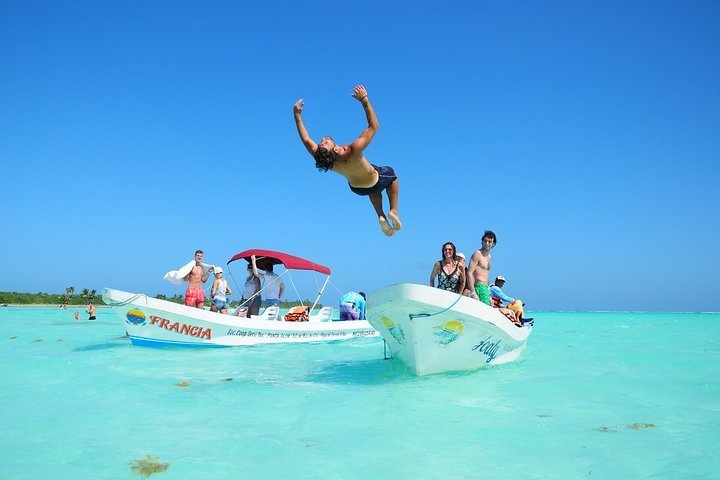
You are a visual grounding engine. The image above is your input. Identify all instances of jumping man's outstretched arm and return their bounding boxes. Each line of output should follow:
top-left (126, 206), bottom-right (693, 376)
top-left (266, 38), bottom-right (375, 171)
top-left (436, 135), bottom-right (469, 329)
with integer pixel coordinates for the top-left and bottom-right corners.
top-left (349, 85), bottom-right (379, 152)
top-left (293, 99), bottom-right (318, 155)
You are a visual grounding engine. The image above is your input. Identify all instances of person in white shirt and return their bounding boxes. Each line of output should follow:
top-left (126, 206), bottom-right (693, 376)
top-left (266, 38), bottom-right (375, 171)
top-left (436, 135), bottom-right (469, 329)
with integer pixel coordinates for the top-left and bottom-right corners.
top-left (251, 255), bottom-right (285, 308)
top-left (241, 262), bottom-right (262, 317)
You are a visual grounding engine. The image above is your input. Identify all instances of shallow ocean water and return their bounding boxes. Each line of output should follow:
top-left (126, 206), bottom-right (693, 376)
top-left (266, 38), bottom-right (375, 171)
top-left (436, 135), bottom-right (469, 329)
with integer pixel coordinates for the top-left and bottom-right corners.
top-left (1, 307), bottom-right (718, 479)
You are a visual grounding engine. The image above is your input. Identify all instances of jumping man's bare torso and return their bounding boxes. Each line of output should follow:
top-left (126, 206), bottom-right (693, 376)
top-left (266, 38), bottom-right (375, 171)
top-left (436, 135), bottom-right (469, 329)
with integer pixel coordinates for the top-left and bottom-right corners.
top-left (331, 149), bottom-right (379, 188)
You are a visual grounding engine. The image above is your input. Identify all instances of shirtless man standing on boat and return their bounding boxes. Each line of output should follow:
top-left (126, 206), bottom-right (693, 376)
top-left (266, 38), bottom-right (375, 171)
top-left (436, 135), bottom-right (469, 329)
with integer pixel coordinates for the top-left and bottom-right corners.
top-left (466, 231), bottom-right (497, 306)
top-left (293, 85), bottom-right (402, 237)
top-left (184, 250), bottom-right (212, 308)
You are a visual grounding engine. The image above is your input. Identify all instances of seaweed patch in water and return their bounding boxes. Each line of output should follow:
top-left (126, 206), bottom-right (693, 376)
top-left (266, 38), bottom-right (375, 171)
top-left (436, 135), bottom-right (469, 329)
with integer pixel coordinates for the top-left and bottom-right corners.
top-left (31, 339), bottom-right (43, 343)
top-left (10, 336), bottom-right (17, 340)
top-left (628, 423), bottom-right (656, 430)
top-left (129, 453), bottom-right (170, 478)
top-left (174, 381), bottom-right (190, 387)
top-left (595, 423), bottom-right (656, 433)
top-left (221, 378), bottom-right (234, 382)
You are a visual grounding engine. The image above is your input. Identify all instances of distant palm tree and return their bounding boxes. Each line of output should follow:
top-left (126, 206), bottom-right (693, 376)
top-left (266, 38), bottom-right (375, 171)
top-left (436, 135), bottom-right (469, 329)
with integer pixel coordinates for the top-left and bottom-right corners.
top-left (64, 286), bottom-right (75, 305)
top-left (89, 289), bottom-right (97, 302)
top-left (80, 288), bottom-right (89, 301)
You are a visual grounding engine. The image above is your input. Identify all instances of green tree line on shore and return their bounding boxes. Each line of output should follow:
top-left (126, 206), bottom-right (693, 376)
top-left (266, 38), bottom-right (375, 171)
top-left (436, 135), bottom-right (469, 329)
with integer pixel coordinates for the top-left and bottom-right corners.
top-left (1, 289), bottom-right (321, 309)
top-left (0, 288), bottom-right (103, 305)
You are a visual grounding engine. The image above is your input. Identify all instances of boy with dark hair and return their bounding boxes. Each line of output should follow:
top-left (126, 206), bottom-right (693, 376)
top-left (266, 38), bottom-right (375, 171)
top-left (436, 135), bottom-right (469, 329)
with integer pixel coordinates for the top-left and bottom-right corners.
top-left (293, 85), bottom-right (401, 237)
top-left (466, 231), bottom-right (497, 306)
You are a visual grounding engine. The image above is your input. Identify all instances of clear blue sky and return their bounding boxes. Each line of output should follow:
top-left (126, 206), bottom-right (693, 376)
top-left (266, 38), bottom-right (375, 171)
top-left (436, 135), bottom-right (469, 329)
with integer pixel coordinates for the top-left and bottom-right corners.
top-left (1, 1), bottom-right (718, 311)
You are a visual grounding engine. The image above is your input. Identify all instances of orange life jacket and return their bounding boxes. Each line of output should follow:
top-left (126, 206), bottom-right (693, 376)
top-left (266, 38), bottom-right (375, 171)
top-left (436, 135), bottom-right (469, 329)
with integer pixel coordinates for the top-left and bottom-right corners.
top-left (284, 306), bottom-right (310, 322)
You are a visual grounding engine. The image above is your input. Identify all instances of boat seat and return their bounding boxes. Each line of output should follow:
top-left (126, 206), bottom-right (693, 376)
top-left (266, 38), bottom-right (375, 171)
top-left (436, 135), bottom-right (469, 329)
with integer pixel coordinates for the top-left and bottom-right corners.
top-left (256, 305), bottom-right (279, 321)
top-left (283, 305), bottom-right (310, 322)
top-left (309, 306), bottom-right (333, 322)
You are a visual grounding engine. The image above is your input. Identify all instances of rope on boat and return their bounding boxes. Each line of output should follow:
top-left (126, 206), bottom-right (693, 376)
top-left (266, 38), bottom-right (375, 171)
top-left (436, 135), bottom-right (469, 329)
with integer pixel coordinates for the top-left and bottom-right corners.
top-left (226, 264), bottom-right (242, 299)
top-left (408, 293), bottom-right (463, 321)
top-left (327, 279), bottom-right (346, 296)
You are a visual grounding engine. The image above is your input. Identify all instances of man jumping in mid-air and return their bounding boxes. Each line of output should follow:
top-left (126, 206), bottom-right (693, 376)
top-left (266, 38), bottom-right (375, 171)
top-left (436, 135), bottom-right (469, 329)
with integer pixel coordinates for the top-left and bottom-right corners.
top-left (293, 85), bottom-right (401, 237)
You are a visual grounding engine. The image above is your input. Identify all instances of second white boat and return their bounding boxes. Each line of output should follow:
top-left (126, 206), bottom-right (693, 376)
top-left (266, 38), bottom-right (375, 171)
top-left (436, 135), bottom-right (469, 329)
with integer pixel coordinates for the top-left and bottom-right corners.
top-left (367, 283), bottom-right (533, 375)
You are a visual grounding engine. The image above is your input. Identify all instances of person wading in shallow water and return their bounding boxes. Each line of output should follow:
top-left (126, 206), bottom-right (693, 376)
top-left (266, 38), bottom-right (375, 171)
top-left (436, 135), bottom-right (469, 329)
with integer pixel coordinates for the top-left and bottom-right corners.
top-left (293, 85), bottom-right (402, 237)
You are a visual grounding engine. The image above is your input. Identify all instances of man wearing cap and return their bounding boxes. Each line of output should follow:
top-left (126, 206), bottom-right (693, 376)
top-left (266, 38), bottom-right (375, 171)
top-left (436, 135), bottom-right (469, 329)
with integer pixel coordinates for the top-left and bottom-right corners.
top-left (490, 275), bottom-right (515, 307)
top-left (339, 291), bottom-right (367, 320)
top-left (210, 267), bottom-right (232, 314)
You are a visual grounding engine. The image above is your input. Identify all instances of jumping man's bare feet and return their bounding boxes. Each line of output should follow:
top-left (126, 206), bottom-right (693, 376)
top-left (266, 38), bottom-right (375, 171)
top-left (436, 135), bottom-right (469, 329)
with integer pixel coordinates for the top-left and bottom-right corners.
top-left (388, 210), bottom-right (402, 232)
top-left (379, 216), bottom-right (394, 236)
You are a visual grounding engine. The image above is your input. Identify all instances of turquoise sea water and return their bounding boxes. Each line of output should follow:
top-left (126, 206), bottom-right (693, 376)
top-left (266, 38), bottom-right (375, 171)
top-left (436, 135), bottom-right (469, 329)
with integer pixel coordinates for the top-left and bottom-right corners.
top-left (1, 307), bottom-right (718, 479)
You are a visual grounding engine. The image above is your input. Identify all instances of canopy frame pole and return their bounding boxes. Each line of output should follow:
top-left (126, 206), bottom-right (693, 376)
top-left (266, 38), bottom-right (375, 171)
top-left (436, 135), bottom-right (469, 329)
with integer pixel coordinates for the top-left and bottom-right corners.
top-left (225, 264), bottom-right (242, 303)
top-left (287, 271), bottom-right (303, 307)
top-left (310, 275), bottom-right (330, 316)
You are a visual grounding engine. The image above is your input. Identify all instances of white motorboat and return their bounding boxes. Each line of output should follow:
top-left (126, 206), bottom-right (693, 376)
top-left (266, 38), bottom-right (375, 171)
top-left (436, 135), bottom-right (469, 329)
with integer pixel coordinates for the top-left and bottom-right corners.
top-left (103, 249), bottom-right (377, 347)
top-left (367, 283), bottom-right (533, 375)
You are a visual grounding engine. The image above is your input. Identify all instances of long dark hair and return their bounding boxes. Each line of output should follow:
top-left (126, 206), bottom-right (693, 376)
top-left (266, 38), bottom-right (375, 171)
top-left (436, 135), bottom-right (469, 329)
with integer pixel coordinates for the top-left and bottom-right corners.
top-left (440, 242), bottom-right (458, 263)
top-left (313, 147), bottom-right (339, 172)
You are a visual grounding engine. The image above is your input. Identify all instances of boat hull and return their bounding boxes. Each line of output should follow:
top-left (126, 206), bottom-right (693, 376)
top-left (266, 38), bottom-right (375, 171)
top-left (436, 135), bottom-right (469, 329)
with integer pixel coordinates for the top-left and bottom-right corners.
top-left (367, 284), bottom-right (532, 375)
top-left (103, 288), bottom-right (378, 347)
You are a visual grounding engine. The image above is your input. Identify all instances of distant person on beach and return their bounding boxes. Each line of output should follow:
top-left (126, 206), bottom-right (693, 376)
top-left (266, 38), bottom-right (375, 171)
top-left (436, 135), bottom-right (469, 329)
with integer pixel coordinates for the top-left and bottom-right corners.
top-left (293, 85), bottom-right (402, 237)
top-left (339, 291), bottom-right (366, 320)
top-left (251, 255), bottom-right (284, 308)
top-left (490, 275), bottom-right (515, 307)
top-left (466, 231), bottom-right (497, 306)
top-left (210, 267), bottom-right (232, 314)
top-left (87, 302), bottom-right (96, 320)
top-left (184, 250), bottom-right (212, 308)
top-left (430, 242), bottom-right (466, 294)
top-left (240, 262), bottom-right (262, 317)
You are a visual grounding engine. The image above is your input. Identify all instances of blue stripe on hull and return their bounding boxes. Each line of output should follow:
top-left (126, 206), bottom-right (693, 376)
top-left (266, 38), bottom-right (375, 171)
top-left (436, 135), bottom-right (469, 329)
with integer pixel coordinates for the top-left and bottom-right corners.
top-left (129, 336), bottom-right (228, 348)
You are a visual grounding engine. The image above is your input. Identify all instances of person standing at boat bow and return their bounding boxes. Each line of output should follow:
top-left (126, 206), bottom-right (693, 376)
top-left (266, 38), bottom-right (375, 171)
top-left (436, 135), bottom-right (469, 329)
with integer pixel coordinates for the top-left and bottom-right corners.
top-left (466, 231), bottom-right (497, 306)
top-left (430, 242), bottom-right (466, 294)
top-left (293, 85), bottom-right (402, 237)
top-left (185, 250), bottom-right (212, 308)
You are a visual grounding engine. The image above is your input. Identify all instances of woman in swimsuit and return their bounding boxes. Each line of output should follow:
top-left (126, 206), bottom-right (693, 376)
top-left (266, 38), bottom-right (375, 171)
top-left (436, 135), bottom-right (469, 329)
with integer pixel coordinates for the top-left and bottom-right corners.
top-left (429, 242), bottom-right (466, 294)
